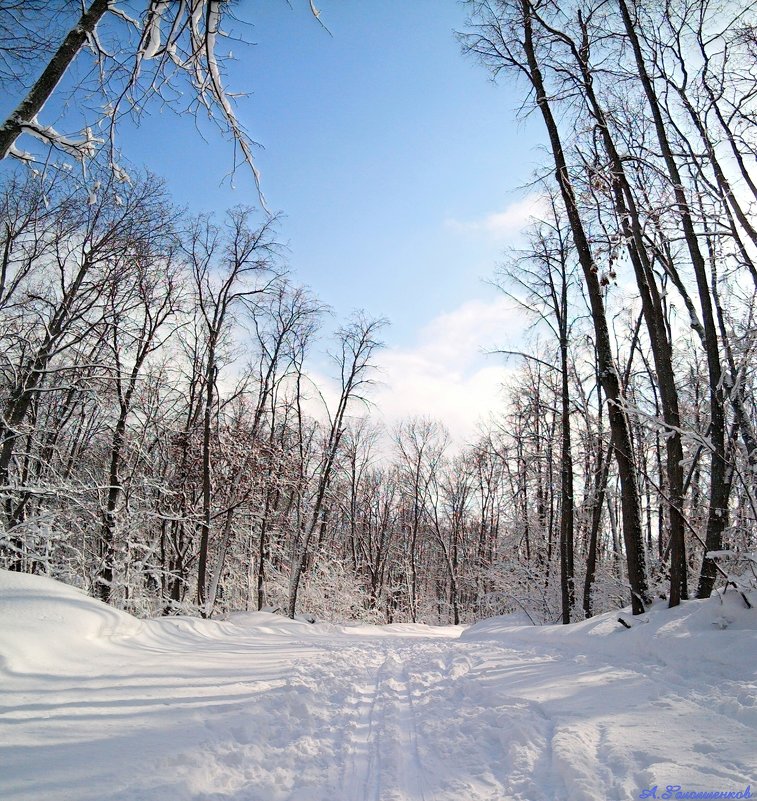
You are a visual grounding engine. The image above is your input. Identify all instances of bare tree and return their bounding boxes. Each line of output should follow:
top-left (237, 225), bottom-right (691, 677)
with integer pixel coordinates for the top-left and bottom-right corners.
top-left (395, 416), bottom-right (449, 622)
top-left (462, 0), bottom-right (650, 613)
top-left (286, 313), bottom-right (385, 619)
top-left (98, 236), bottom-right (182, 602)
top-left (184, 207), bottom-right (280, 615)
top-left (250, 283), bottom-right (323, 611)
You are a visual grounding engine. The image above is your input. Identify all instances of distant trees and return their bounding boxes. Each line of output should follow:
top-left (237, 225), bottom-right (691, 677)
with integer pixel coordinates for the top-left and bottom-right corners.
top-left (98, 199), bottom-right (182, 603)
top-left (395, 417), bottom-right (449, 622)
top-left (184, 208), bottom-right (281, 615)
top-left (0, 162), bottom-right (395, 620)
top-left (0, 170), bottom-right (175, 574)
top-left (286, 314), bottom-right (385, 618)
top-left (496, 197), bottom-right (578, 621)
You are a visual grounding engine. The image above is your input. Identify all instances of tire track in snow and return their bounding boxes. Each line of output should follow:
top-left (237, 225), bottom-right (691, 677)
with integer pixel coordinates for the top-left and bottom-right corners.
top-left (337, 638), bottom-right (558, 801)
top-left (145, 635), bottom-right (561, 801)
top-left (375, 651), bottom-right (430, 801)
top-left (409, 640), bottom-right (559, 801)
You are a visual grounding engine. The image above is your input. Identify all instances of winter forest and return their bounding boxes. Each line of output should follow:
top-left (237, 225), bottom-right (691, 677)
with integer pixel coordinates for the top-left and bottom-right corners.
top-left (1, 0), bottom-right (756, 630)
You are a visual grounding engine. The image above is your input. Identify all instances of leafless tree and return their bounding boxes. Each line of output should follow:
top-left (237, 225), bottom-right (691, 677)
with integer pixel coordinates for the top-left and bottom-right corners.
top-left (184, 207), bottom-right (281, 615)
top-left (286, 313), bottom-right (385, 618)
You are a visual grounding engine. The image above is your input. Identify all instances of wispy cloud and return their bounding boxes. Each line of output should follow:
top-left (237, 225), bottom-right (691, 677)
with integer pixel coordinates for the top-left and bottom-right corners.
top-left (445, 194), bottom-right (548, 240)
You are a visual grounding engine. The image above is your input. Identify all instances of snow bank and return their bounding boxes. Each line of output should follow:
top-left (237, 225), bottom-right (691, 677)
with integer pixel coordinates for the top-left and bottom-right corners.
top-left (340, 621), bottom-right (463, 638)
top-left (462, 588), bottom-right (756, 682)
top-left (463, 587), bottom-right (757, 646)
top-left (0, 570), bottom-right (142, 672)
top-left (226, 610), bottom-right (339, 635)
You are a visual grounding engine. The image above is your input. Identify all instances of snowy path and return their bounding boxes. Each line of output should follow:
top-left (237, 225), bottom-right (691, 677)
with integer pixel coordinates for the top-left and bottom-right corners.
top-left (337, 647), bottom-right (434, 801)
top-left (1, 572), bottom-right (755, 801)
top-left (326, 639), bottom-right (555, 801)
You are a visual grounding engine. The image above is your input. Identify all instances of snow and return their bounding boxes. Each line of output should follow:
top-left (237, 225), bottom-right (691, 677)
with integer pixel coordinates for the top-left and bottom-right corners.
top-left (141, 1), bottom-right (168, 61)
top-left (1, 570), bottom-right (754, 801)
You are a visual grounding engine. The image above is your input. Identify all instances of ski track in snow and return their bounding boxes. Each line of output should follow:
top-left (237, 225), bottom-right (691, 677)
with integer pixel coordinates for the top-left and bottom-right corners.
top-left (338, 647), bottom-right (431, 801)
top-left (0, 572), bottom-right (755, 801)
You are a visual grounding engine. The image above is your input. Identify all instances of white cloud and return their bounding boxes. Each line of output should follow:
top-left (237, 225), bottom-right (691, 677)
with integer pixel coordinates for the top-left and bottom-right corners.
top-left (445, 194), bottom-right (548, 240)
top-left (304, 298), bottom-right (529, 451)
top-left (369, 297), bottom-right (528, 446)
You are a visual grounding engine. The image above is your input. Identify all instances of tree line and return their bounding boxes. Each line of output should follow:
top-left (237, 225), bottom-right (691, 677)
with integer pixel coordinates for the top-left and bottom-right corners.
top-left (0, 0), bottom-right (755, 623)
top-left (459, 0), bottom-right (757, 620)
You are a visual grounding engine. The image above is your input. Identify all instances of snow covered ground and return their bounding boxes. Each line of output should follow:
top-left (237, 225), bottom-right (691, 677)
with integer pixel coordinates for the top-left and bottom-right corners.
top-left (1, 570), bottom-right (754, 801)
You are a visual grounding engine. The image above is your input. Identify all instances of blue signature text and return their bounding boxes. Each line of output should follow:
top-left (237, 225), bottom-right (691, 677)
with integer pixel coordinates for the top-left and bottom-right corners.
top-left (640, 786), bottom-right (752, 800)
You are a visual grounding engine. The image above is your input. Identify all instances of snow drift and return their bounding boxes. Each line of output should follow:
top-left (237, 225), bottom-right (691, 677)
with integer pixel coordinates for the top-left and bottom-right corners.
top-left (1, 569), bottom-right (754, 801)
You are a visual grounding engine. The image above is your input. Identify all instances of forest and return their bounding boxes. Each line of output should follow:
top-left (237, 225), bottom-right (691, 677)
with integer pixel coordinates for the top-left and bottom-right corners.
top-left (0, 0), bottom-right (755, 627)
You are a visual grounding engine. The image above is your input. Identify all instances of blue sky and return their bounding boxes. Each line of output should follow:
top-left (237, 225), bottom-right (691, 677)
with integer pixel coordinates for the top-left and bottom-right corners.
top-left (4, 0), bottom-right (545, 440)
top-left (124, 2), bottom-right (543, 333)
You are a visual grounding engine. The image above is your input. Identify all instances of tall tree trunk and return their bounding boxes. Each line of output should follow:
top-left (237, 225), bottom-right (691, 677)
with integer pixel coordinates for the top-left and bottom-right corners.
top-left (196, 341), bottom-right (216, 615)
top-left (559, 283), bottom-right (574, 623)
top-left (520, 0), bottom-right (649, 612)
top-left (584, 436), bottom-right (613, 619)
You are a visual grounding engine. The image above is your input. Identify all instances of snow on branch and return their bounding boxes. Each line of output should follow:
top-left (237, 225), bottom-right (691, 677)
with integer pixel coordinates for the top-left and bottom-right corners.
top-left (1, 1), bottom-right (323, 204)
top-left (7, 143), bottom-right (36, 164)
top-left (21, 118), bottom-right (103, 162)
top-left (104, 0), bottom-right (269, 205)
